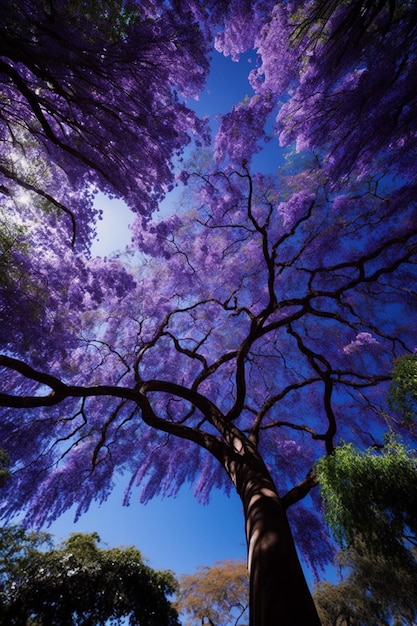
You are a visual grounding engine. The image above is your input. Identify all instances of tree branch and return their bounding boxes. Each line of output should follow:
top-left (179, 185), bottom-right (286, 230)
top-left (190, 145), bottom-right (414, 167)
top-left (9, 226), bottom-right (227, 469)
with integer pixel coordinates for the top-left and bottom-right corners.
top-left (281, 469), bottom-right (318, 509)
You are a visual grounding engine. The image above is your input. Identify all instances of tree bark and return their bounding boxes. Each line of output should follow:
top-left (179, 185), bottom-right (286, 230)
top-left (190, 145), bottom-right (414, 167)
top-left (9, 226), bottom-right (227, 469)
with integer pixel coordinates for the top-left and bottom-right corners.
top-left (234, 456), bottom-right (322, 626)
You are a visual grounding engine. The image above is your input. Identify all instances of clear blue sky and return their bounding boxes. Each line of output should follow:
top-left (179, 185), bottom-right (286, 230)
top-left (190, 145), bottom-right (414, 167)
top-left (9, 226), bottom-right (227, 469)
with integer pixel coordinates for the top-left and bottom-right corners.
top-left (48, 480), bottom-right (247, 576)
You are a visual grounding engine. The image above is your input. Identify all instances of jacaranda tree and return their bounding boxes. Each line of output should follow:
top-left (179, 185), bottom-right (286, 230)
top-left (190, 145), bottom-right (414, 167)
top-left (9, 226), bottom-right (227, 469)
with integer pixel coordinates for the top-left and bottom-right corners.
top-left (1, 1), bottom-right (417, 624)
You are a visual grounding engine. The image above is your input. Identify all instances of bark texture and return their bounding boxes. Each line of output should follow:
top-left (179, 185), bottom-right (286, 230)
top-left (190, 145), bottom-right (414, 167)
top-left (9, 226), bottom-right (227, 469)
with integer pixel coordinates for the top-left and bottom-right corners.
top-left (235, 456), bottom-right (322, 626)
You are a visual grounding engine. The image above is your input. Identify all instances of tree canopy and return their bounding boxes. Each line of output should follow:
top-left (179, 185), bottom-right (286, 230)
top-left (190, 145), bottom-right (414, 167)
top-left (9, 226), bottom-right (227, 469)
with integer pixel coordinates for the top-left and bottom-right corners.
top-left (389, 355), bottom-right (417, 424)
top-left (0, 0), bottom-right (210, 250)
top-left (1, 1), bottom-right (417, 624)
top-left (316, 436), bottom-right (417, 557)
top-left (175, 560), bottom-right (249, 626)
top-left (315, 437), bottom-right (417, 624)
top-left (0, 526), bottom-right (179, 625)
top-left (313, 535), bottom-right (417, 626)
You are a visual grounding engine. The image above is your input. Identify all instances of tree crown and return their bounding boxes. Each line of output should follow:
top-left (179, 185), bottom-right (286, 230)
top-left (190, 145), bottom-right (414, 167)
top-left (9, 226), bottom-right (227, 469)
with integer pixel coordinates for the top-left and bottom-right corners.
top-left (0, 0), bottom-right (416, 580)
top-left (0, 526), bottom-right (179, 625)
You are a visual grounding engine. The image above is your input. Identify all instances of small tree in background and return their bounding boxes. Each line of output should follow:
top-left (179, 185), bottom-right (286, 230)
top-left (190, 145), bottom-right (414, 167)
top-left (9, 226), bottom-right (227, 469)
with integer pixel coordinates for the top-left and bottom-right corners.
top-left (0, 526), bottom-right (179, 625)
top-left (175, 560), bottom-right (249, 626)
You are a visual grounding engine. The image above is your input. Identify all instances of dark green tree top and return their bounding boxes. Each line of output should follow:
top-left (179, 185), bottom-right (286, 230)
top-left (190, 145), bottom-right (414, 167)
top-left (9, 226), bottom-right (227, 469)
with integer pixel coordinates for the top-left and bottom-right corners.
top-left (0, 527), bottom-right (179, 626)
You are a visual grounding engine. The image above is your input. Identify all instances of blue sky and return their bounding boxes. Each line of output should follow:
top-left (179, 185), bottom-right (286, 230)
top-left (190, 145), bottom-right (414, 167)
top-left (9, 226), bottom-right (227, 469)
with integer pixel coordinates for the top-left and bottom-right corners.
top-left (48, 480), bottom-right (247, 576)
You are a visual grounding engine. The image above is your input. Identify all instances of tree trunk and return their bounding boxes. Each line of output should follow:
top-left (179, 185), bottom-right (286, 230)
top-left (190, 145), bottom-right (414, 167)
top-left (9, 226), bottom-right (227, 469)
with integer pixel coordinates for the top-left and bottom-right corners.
top-left (234, 456), bottom-right (322, 626)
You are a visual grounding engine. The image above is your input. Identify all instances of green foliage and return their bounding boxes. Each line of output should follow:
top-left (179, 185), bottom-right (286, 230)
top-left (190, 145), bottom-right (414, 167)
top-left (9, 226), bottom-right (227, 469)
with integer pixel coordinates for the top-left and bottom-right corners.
top-left (388, 354), bottom-right (417, 423)
top-left (0, 526), bottom-right (179, 625)
top-left (315, 436), bottom-right (417, 558)
top-left (0, 525), bottom-right (52, 575)
top-left (175, 559), bottom-right (249, 626)
top-left (314, 536), bottom-right (417, 626)
top-left (61, 0), bottom-right (139, 42)
top-left (0, 216), bottom-right (26, 289)
top-left (0, 451), bottom-right (10, 488)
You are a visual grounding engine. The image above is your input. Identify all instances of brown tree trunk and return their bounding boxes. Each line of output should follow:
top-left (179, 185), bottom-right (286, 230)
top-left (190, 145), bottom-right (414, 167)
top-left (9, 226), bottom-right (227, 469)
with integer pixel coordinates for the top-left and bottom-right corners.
top-left (234, 456), bottom-right (322, 626)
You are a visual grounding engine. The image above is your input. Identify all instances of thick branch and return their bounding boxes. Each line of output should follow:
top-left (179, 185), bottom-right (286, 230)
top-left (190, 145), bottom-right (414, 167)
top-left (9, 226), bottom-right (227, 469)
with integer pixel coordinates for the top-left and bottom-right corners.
top-left (281, 469), bottom-right (319, 510)
top-left (0, 355), bottom-right (227, 458)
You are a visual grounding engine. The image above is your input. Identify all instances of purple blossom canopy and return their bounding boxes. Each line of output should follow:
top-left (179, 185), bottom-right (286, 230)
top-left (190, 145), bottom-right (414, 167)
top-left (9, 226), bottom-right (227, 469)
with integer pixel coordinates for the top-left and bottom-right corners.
top-left (0, 0), bottom-right (416, 593)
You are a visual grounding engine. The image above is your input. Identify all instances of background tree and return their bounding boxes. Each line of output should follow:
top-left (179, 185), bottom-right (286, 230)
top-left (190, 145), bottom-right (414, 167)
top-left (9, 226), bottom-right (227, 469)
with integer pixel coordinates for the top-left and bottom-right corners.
top-left (314, 437), bottom-right (417, 625)
top-left (314, 537), bottom-right (417, 626)
top-left (0, 526), bottom-right (179, 626)
top-left (1, 1), bottom-right (417, 625)
top-left (175, 560), bottom-right (249, 626)
top-left (316, 436), bottom-right (417, 559)
top-left (388, 355), bottom-right (417, 424)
